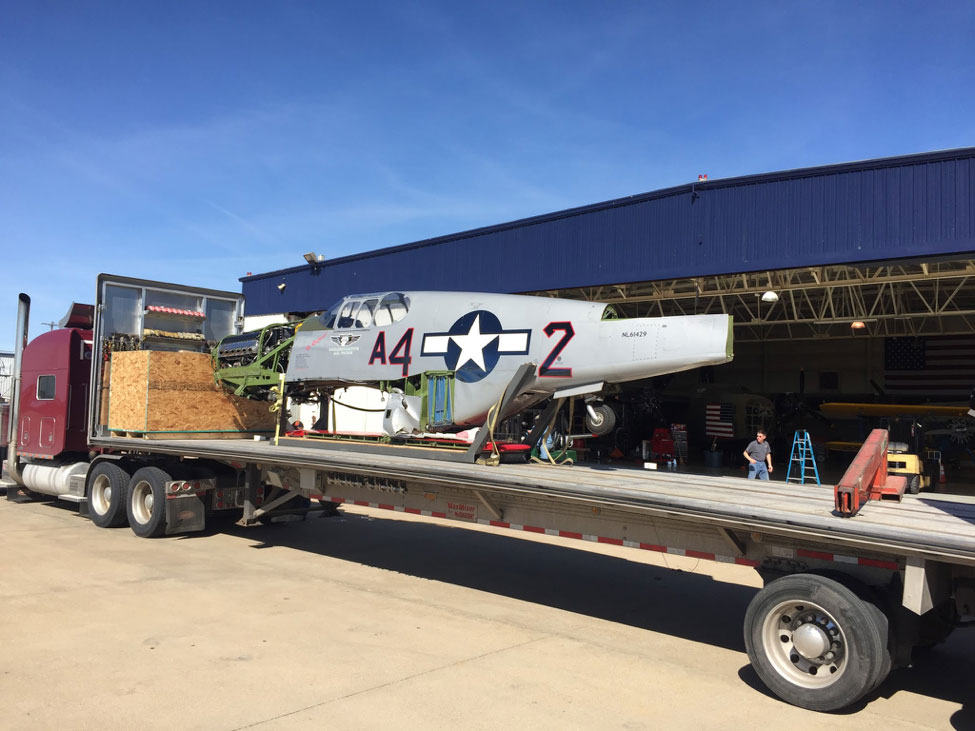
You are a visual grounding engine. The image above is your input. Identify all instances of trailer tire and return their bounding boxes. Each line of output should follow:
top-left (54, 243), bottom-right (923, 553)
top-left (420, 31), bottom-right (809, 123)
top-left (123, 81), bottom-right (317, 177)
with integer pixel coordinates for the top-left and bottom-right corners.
top-left (585, 403), bottom-right (616, 436)
top-left (126, 466), bottom-right (170, 538)
top-left (87, 462), bottom-right (131, 528)
top-left (744, 574), bottom-right (888, 712)
top-left (805, 570), bottom-right (893, 693)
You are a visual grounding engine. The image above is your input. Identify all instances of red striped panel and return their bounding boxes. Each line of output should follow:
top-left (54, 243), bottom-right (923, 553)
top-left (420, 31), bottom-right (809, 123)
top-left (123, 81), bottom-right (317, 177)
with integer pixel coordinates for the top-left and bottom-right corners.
top-left (317, 496), bottom-right (900, 574)
top-left (858, 557), bottom-right (900, 570)
top-left (797, 549), bottom-right (833, 561)
top-left (639, 543), bottom-right (667, 552)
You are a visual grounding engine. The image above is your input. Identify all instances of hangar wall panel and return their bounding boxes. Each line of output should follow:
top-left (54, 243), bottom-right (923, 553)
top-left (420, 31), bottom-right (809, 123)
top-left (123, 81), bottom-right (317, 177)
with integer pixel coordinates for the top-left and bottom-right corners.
top-left (243, 148), bottom-right (975, 316)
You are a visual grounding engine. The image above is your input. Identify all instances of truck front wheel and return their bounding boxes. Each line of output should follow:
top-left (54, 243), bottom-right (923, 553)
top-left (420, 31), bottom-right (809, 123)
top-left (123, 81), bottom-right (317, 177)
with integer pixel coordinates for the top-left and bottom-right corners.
top-left (126, 466), bottom-right (170, 538)
top-left (743, 574), bottom-right (889, 712)
top-left (87, 462), bottom-right (131, 528)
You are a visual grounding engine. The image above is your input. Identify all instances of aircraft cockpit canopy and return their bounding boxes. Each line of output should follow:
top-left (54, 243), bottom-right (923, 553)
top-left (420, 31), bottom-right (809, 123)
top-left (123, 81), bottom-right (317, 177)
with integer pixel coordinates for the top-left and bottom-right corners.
top-left (319, 292), bottom-right (410, 330)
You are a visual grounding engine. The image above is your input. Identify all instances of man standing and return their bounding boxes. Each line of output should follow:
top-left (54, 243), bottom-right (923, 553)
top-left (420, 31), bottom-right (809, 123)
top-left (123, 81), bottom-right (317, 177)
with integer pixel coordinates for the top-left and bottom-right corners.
top-left (743, 430), bottom-right (773, 480)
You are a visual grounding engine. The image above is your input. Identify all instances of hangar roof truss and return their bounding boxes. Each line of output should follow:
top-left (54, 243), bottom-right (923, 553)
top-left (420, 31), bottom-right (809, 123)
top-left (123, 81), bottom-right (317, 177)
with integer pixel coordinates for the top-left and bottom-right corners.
top-left (527, 257), bottom-right (975, 343)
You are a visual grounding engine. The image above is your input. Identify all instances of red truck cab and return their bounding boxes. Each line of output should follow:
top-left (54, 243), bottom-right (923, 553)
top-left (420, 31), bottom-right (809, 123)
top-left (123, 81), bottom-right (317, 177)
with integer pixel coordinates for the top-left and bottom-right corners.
top-left (18, 305), bottom-right (93, 459)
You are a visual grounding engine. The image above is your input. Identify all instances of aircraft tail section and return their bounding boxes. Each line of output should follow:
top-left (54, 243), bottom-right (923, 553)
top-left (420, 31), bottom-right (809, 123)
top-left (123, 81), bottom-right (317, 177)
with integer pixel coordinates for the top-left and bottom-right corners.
top-left (589, 313), bottom-right (733, 384)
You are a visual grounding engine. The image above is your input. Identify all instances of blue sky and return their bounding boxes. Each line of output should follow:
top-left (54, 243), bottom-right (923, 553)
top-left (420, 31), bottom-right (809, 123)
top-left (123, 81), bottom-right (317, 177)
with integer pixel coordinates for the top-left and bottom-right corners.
top-left (2, 1), bottom-right (974, 346)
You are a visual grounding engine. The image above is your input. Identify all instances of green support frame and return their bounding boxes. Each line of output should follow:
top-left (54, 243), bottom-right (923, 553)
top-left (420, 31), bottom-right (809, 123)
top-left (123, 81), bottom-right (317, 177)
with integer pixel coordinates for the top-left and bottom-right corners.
top-left (212, 324), bottom-right (295, 397)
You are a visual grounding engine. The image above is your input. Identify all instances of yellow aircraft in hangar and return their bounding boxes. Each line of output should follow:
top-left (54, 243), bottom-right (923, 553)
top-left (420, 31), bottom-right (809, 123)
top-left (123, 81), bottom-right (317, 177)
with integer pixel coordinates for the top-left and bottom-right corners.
top-left (818, 402), bottom-right (971, 419)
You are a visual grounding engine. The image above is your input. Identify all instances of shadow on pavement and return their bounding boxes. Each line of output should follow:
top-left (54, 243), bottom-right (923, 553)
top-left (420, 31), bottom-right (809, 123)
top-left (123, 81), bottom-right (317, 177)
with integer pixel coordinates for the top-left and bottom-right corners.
top-left (221, 509), bottom-right (757, 653)
top-left (24, 492), bottom-right (975, 718)
top-left (221, 509), bottom-right (974, 718)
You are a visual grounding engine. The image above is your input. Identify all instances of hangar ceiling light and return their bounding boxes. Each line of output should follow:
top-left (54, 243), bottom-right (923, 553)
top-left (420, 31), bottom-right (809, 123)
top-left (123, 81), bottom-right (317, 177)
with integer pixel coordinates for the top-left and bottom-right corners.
top-left (812, 318), bottom-right (877, 326)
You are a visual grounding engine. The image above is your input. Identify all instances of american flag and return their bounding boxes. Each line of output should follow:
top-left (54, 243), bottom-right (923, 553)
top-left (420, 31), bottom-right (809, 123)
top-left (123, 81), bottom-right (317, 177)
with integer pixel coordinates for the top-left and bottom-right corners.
top-left (884, 336), bottom-right (975, 399)
top-left (705, 403), bottom-right (735, 438)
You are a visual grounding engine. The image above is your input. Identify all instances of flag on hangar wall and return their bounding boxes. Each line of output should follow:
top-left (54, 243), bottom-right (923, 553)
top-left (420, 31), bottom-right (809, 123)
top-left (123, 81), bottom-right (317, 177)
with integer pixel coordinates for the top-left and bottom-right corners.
top-left (705, 403), bottom-right (735, 438)
top-left (884, 336), bottom-right (975, 399)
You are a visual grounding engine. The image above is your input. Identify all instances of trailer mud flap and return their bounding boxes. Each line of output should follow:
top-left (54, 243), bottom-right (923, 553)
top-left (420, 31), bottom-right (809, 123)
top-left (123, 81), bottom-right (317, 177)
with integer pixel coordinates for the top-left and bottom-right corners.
top-left (166, 495), bottom-right (205, 534)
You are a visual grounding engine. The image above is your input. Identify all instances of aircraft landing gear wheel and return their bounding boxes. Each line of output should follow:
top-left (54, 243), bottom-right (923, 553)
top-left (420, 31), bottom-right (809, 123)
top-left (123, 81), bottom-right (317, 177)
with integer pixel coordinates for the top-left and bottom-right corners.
top-left (743, 574), bottom-right (889, 712)
top-left (126, 466), bottom-right (170, 538)
top-left (585, 403), bottom-right (616, 436)
top-left (87, 461), bottom-right (131, 528)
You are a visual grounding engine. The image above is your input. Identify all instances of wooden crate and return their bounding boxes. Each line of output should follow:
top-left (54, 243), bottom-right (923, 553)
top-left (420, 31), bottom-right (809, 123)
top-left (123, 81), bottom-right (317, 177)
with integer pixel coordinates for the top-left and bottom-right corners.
top-left (108, 350), bottom-right (276, 436)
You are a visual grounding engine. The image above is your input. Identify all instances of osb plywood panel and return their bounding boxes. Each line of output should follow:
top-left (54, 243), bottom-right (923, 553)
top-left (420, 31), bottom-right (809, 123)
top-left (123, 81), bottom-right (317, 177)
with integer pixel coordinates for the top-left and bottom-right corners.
top-left (109, 351), bottom-right (275, 434)
top-left (99, 360), bottom-right (111, 427)
top-left (109, 352), bottom-right (150, 430)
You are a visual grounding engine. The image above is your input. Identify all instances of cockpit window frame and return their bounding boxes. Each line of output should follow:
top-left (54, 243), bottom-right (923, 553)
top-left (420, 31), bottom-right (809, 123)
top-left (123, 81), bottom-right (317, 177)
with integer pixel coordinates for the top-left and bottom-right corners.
top-left (355, 298), bottom-right (379, 328)
top-left (377, 293), bottom-right (410, 326)
top-left (316, 293), bottom-right (410, 331)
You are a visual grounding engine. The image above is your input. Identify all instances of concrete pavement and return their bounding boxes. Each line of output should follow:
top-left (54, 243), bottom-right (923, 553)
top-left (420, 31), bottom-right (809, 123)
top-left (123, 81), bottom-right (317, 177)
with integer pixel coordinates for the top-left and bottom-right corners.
top-left (1, 493), bottom-right (972, 730)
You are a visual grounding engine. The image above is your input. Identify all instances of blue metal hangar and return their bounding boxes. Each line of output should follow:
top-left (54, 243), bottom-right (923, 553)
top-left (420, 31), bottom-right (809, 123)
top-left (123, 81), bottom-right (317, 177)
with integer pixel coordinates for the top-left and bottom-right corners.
top-left (242, 147), bottom-right (975, 402)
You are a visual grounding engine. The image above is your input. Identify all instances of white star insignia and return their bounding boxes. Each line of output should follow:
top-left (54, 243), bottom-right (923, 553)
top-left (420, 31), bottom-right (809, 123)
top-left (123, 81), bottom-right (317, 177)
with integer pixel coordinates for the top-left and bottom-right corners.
top-left (450, 315), bottom-right (498, 370)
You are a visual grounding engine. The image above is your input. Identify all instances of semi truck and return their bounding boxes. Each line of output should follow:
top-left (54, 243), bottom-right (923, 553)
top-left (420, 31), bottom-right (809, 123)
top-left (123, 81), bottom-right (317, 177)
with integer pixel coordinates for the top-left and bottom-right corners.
top-left (5, 274), bottom-right (974, 713)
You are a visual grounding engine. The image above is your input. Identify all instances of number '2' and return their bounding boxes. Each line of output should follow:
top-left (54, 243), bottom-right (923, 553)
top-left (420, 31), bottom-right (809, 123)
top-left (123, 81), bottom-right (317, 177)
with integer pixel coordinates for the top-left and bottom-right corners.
top-left (539, 322), bottom-right (574, 377)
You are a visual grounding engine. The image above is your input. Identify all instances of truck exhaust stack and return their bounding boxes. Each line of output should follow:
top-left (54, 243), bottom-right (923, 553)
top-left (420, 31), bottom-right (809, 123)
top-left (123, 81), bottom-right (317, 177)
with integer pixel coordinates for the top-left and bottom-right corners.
top-left (5, 293), bottom-right (30, 488)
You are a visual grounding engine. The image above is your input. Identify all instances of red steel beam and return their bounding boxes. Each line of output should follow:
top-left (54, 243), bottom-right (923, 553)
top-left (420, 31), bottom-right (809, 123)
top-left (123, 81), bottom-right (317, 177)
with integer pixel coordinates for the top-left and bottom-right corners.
top-left (834, 428), bottom-right (908, 517)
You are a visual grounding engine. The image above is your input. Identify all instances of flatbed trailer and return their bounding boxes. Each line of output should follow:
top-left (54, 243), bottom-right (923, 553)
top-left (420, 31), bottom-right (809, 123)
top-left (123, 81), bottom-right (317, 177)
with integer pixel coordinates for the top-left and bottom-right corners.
top-left (6, 276), bottom-right (974, 713)
top-left (84, 433), bottom-right (975, 712)
top-left (92, 435), bottom-right (975, 570)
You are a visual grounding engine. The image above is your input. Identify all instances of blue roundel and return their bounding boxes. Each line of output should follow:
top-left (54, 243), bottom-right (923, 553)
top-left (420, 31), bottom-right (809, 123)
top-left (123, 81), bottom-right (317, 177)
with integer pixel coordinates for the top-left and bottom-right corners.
top-left (445, 310), bottom-right (504, 383)
top-left (421, 310), bottom-right (532, 384)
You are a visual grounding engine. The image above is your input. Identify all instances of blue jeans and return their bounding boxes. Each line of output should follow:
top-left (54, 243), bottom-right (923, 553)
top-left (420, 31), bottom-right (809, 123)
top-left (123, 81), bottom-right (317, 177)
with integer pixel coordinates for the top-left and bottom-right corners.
top-left (748, 462), bottom-right (769, 480)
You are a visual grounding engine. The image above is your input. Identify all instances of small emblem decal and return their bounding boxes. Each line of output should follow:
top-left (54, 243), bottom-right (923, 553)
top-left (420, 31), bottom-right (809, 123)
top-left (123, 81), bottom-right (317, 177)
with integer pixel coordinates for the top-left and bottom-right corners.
top-left (330, 334), bottom-right (361, 347)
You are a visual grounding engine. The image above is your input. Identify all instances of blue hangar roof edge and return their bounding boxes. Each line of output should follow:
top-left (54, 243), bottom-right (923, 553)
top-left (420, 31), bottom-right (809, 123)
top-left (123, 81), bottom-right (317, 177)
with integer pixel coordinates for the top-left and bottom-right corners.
top-left (241, 146), bottom-right (975, 314)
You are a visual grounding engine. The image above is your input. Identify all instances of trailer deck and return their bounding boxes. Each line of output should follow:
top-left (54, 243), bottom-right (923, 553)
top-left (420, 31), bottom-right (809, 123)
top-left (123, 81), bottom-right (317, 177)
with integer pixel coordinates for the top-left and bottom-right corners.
top-left (93, 436), bottom-right (975, 566)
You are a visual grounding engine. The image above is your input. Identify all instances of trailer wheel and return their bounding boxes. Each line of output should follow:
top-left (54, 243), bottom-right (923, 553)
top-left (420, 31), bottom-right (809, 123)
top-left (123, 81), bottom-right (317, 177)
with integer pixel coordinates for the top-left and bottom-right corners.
top-left (805, 570), bottom-right (892, 693)
top-left (585, 403), bottom-right (616, 436)
top-left (87, 462), bottom-right (131, 528)
top-left (743, 574), bottom-right (888, 712)
top-left (126, 466), bottom-right (170, 538)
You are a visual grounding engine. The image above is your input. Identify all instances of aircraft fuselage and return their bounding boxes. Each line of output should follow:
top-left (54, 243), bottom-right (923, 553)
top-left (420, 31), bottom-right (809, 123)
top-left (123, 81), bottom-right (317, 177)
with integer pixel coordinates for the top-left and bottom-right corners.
top-left (286, 291), bottom-right (733, 430)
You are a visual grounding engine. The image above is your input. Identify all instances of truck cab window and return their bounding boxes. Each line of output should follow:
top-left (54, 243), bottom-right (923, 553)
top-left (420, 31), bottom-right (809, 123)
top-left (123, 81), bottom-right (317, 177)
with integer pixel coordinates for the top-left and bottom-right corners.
top-left (37, 375), bottom-right (55, 400)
